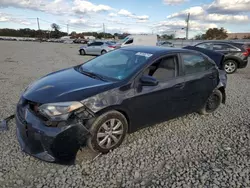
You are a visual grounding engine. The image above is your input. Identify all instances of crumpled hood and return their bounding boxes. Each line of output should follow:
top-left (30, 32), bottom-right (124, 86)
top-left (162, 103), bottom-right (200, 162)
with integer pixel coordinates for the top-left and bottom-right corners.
top-left (23, 67), bottom-right (114, 104)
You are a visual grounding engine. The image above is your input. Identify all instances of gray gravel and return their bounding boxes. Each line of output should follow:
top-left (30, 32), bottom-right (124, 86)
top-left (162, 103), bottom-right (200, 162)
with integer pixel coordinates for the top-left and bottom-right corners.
top-left (0, 41), bottom-right (250, 188)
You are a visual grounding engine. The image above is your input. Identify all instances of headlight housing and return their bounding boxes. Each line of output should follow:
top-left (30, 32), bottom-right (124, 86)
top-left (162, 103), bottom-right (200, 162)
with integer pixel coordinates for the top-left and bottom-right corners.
top-left (38, 101), bottom-right (83, 121)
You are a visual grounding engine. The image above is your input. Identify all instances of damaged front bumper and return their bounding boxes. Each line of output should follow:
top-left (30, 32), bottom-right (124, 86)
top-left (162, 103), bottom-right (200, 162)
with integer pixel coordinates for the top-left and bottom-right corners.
top-left (15, 103), bottom-right (89, 163)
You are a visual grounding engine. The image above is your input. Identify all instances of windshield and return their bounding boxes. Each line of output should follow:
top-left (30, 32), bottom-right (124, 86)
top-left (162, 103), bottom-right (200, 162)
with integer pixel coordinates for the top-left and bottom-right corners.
top-left (80, 49), bottom-right (152, 81)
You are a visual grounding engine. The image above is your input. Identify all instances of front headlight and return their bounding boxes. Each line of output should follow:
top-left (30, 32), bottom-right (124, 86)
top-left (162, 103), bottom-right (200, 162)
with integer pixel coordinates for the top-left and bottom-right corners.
top-left (38, 101), bottom-right (83, 121)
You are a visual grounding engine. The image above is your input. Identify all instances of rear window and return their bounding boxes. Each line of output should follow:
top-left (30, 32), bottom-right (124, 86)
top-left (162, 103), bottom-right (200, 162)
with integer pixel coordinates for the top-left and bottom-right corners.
top-left (182, 53), bottom-right (214, 74)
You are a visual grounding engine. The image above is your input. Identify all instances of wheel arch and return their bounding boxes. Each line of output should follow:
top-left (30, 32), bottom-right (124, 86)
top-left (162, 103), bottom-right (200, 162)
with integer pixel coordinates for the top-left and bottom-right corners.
top-left (217, 87), bottom-right (226, 104)
top-left (224, 57), bottom-right (240, 68)
top-left (94, 106), bottom-right (131, 132)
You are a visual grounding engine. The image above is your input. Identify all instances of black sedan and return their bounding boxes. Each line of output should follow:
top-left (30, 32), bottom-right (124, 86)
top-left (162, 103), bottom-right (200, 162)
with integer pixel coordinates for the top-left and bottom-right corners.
top-left (16, 46), bottom-right (227, 163)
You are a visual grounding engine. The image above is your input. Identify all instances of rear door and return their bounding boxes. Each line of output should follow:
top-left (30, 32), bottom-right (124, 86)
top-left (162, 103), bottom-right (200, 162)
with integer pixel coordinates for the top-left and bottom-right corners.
top-left (180, 52), bottom-right (219, 112)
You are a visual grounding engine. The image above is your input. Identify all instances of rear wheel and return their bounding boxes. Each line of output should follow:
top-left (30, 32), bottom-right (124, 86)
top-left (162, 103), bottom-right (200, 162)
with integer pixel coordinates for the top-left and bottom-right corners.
top-left (101, 50), bottom-right (107, 55)
top-left (80, 49), bottom-right (86, 55)
top-left (223, 60), bottom-right (237, 74)
top-left (87, 111), bottom-right (128, 153)
top-left (199, 90), bottom-right (222, 115)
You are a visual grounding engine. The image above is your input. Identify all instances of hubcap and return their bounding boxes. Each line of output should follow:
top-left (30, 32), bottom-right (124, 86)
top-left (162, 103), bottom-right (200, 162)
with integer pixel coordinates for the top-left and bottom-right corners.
top-left (97, 119), bottom-right (124, 149)
top-left (224, 62), bottom-right (236, 73)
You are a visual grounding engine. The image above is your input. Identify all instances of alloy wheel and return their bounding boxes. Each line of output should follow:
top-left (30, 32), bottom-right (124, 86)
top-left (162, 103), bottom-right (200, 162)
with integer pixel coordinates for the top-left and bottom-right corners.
top-left (97, 119), bottom-right (124, 149)
top-left (224, 61), bottom-right (236, 73)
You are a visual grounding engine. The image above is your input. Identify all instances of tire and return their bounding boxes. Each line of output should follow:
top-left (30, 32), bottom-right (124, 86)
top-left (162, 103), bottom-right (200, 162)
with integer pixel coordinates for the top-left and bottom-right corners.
top-left (87, 110), bottom-right (128, 153)
top-left (199, 89), bottom-right (223, 115)
top-left (223, 59), bottom-right (237, 74)
top-left (101, 50), bottom-right (107, 55)
top-left (80, 49), bottom-right (85, 55)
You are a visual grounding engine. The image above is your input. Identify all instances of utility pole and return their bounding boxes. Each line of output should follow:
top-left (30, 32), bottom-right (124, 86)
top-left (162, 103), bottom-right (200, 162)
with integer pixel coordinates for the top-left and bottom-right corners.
top-left (37, 18), bottom-right (40, 30)
top-left (103, 23), bottom-right (105, 33)
top-left (67, 24), bottom-right (69, 35)
top-left (37, 18), bottom-right (41, 42)
top-left (186, 13), bottom-right (190, 40)
top-left (103, 23), bottom-right (105, 39)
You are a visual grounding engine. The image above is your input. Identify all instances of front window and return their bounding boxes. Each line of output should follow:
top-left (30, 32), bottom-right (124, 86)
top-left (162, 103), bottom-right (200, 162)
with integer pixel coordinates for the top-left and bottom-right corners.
top-left (80, 49), bottom-right (152, 80)
top-left (144, 56), bottom-right (178, 82)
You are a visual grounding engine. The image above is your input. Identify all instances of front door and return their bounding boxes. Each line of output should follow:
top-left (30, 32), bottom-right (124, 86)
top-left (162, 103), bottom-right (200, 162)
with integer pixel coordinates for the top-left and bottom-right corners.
top-left (128, 54), bottom-right (188, 132)
top-left (85, 42), bottom-right (96, 55)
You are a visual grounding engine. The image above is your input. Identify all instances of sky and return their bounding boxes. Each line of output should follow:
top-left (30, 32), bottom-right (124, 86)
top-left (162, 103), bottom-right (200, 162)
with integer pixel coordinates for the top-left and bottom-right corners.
top-left (0, 0), bottom-right (250, 38)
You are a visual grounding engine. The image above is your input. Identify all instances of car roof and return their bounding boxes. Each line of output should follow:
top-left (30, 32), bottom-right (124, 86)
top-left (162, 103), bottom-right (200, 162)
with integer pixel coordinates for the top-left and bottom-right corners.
top-left (196, 41), bottom-right (244, 45)
top-left (121, 46), bottom-right (190, 54)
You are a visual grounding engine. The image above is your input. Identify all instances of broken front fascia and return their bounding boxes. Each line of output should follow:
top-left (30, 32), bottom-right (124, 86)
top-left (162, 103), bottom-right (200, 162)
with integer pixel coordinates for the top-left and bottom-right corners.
top-left (15, 101), bottom-right (95, 163)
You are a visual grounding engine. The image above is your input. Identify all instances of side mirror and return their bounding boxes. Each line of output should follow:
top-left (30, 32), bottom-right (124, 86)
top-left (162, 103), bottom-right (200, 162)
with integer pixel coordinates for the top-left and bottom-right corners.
top-left (140, 75), bottom-right (159, 86)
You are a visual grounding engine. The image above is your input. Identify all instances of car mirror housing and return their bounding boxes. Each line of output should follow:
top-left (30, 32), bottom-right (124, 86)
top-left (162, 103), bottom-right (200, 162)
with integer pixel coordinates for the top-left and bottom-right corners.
top-left (140, 75), bottom-right (159, 86)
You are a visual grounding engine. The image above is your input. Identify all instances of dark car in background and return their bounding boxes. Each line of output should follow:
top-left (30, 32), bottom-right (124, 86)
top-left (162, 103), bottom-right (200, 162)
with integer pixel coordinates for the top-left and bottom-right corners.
top-left (194, 41), bottom-right (249, 74)
top-left (16, 46), bottom-right (227, 163)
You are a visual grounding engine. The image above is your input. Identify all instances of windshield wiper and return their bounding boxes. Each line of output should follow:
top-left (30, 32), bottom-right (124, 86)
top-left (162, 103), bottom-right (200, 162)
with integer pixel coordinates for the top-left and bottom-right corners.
top-left (79, 69), bottom-right (107, 81)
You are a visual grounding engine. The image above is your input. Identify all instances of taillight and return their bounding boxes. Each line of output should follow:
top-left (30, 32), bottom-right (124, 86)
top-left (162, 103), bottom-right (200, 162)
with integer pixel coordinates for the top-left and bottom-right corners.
top-left (243, 45), bottom-right (250, 56)
top-left (243, 51), bottom-right (249, 56)
top-left (108, 45), bottom-right (116, 48)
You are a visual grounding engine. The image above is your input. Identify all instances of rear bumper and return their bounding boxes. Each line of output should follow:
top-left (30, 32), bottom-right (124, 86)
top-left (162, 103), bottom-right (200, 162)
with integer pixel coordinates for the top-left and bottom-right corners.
top-left (16, 107), bottom-right (88, 163)
top-left (238, 58), bottom-right (248, 69)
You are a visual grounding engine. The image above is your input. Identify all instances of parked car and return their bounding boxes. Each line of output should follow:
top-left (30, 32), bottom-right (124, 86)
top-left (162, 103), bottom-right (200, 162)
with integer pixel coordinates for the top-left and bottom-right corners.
top-left (73, 39), bottom-right (88, 44)
top-left (79, 41), bottom-right (117, 55)
top-left (157, 41), bottom-right (174, 47)
top-left (16, 46), bottom-right (227, 163)
top-left (194, 41), bottom-right (249, 74)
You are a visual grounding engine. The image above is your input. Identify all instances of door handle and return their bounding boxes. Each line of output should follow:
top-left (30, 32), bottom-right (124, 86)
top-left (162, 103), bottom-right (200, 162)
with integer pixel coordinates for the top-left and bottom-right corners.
top-left (174, 83), bottom-right (185, 89)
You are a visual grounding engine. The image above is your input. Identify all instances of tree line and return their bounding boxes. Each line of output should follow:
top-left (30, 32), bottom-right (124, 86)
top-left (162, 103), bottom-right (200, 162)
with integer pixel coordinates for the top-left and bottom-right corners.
top-left (1, 24), bottom-right (248, 40)
top-left (0, 23), bottom-right (130, 39)
top-left (194, 27), bottom-right (250, 40)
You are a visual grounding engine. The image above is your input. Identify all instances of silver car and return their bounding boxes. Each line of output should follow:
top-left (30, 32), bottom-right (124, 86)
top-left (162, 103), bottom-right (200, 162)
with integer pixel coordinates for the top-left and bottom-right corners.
top-left (79, 41), bottom-right (117, 55)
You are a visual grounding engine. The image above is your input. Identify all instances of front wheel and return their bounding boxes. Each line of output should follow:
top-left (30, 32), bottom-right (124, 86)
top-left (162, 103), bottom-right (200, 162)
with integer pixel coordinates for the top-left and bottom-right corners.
top-left (223, 60), bottom-right (237, 74)
top-left (80, 49), bottom-right (86, 55)
top-left (199, 90), bottom-right (222, 115)
top-left (87, 111), bottom-right (128, 153)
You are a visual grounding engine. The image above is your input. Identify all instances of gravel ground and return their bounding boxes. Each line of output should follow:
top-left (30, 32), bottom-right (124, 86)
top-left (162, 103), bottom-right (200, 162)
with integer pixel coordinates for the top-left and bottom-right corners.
top-left (0, 41), bottom-right (250, 188)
